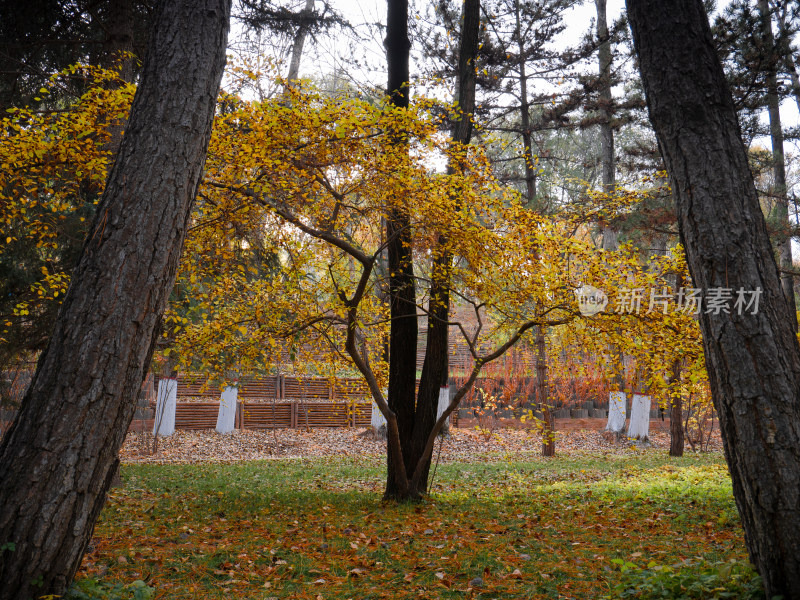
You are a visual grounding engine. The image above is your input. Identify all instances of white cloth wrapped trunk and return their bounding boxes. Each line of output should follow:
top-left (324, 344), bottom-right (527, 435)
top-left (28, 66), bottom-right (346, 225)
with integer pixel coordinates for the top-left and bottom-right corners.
top-left (437, 386), bottom-right (450, 429)
top-left (371, 401), bottom-right (387, 430)
top-left (627, 394), bottom-right (651, 440)
top-left (153, 377), bottom-right (177, 437)
top-left (605, 391), bottom-right (626, 433)
top-left (216, 386), bottom-right (238, 434)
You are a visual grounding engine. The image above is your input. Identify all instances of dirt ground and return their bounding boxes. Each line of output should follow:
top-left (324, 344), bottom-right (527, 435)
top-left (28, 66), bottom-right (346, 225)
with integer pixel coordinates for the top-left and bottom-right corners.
top-left (120, 417), bottom-right (721, 464)
top-left (459, 416), bottom-right (674, 432)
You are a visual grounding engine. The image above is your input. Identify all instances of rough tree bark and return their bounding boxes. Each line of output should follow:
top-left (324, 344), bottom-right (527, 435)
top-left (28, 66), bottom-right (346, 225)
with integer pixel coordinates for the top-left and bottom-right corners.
top-left (0, 1), bottom-right (230, 597)
top-left (627, 0), bottom-right (800, 595)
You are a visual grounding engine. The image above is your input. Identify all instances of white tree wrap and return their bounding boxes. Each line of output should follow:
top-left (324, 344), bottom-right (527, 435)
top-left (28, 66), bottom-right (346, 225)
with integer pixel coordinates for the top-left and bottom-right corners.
top-left (153, 377), bottom-right (177, 437)
top-left (628, 394), bottom-right (651, 440)
top-left (371, 401), bottom-right (387, 430)
top-left (605, 391), bottom-right (626, 433)
top-left (216, 385), bottom-right (238, 434)
top-left (437, 386), bottom-right (451, 431)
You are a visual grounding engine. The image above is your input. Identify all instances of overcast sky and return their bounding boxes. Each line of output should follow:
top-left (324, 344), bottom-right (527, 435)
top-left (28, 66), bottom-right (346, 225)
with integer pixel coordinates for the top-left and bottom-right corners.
top-left (229, 0), bottom-right (798, 154)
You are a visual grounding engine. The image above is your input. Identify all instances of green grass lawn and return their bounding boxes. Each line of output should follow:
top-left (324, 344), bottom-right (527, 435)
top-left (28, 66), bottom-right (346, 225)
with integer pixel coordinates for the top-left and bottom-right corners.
top-left (75, 451), bottom-right (757, 599)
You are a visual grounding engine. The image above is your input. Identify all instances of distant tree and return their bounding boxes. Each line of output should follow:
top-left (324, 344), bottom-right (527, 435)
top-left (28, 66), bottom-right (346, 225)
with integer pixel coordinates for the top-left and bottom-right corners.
top-left (0, 0), bottom-right (154, 371)
top-left (757, 0), bottom-right (797, 330)
top-left (0, 67), bottom-right (134, 376)
top-left (0, 0), bottom-right (153, 110)
top-left (715, 0), bottom-right (798, 328)
top-left (233, 0), bottom-right (346, 97)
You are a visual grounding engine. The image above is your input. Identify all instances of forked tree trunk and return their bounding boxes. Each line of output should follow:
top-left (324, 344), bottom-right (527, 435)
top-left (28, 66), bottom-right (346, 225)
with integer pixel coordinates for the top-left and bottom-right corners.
top-left (627, 0), bottom-right (800, 595)
top-left (411, 0), bottom-right (480, 494)
top-left (0, 1), bottom-right (230, 597)
top-left (383, 0), bottom-right (479, 501)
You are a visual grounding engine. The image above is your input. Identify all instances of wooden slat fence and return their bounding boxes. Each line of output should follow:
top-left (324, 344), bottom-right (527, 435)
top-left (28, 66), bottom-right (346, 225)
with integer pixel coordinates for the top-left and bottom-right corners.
top-left (127, 375), bottom-right (375, 432)
top-left (174, 402), bottom-right (219, 430)
top-left (155, 374), bottom-right (371, 402)
top-left (294, 402), bottom-right (371, 428)
top-left (169, 400), bottom-right (372, 430)
top-left (242, 402), bottom-right (292, 429)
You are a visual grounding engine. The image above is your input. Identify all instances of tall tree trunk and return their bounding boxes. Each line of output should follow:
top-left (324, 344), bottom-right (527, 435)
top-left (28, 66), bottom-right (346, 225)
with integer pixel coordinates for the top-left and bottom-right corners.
top-left (596, 0), bottom-right (617, 252)
top-left (668, 358), bottom-right (684, 457)
top-left (412, 0), bottom-right (480, 494)
top-left (100, 0), bottom-right (135, 83)
top-left (627, 0), bottom-right (800, 595)
top-left (774, 3), bottom-right (800, 115)
top-left (595, 0), bottom-right (625, 404)
top-left (384, 0), bottom-right (419, 500)
top-left (758, 0), bottom-right (797, 332)
top-left (286, 0), bottom-right (314, 86)
top-left (538, 326), bottom-right (554, 456)
top-left (509, 0), bottom-right (552, 454)
top-left (513, 0), bottom-right (537, 205)
top-left (0, 1), bottom-right (230, 597)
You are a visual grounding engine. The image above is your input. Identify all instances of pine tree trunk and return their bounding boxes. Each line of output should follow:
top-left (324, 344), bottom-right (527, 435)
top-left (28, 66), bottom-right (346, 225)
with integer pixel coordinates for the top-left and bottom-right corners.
top-left (0, 1), bottom-right (230, 597)
top-left (757, 0), bottom-right (796, 332)
top-left (410, 0), bottom-right (481, 496)
top-left (627, 0), bottom-right (800, 595)
top-left (384, 0), bottom-right (418, 501)
top-left (596, 0), bottom-right (617, 252)
top-left (513, 0), bottom-right (536, 205)
top-left (286, 0), bottom-right (314, 85)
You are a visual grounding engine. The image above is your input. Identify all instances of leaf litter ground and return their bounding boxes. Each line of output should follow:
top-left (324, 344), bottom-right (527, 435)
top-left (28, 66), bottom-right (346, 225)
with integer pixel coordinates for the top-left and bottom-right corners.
top-left (81, 427), bottom-right (743, 599)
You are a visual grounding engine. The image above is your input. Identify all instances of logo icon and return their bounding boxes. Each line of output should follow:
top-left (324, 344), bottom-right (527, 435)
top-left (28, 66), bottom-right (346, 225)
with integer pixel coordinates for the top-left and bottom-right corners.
top-left (576, 285), bottom-right (608, 316)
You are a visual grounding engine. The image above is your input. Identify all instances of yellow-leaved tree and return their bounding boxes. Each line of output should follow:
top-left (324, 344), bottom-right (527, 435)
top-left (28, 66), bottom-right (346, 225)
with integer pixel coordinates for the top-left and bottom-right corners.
top-left (0, 65), bottom-right (134, 371)
top-left (173, 84), bottom-right (592, 499)
top-left (1, 69), bottom-right (713, 499)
